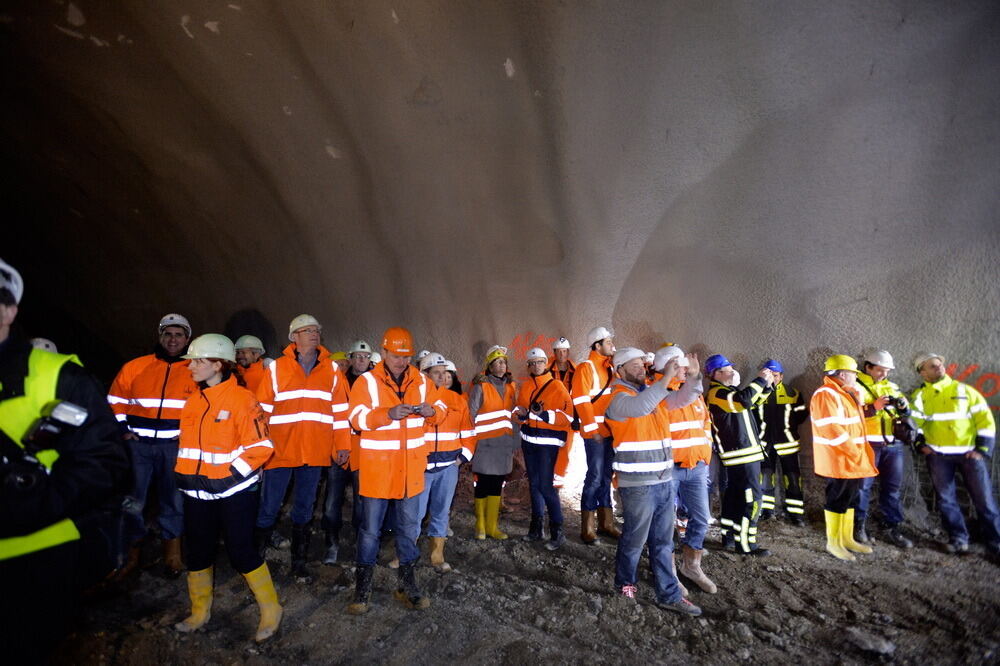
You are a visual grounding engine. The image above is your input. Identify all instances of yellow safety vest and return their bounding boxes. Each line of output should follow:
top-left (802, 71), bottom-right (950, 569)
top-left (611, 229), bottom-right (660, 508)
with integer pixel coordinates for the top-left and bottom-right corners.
top-left (0, 348), bottom-right (82, 561)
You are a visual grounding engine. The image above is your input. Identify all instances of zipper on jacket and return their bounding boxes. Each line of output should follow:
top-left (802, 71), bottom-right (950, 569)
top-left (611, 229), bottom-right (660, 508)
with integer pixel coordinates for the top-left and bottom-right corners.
top-left (194, 390), bottom-right (211, 480)
top-left (154, 361), bottom-right (172, 439)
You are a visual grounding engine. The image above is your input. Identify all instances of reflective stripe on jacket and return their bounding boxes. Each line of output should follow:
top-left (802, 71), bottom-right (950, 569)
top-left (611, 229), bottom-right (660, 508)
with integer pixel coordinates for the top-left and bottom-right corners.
top-left (547, 359), bottom-right (575, 391)
top-left (570, 350), bottom-right (615, 439)
top-left (856, 372), bottom-right (906, 445)
top-left (473, 380), bottom-right (516, 442)
top-left (756, 382), bottom-right (808, 455)
top-left (107, 352), bottom-right (196, 439)
top-left (348, 363), bottom-right (446, 498)
top-left (707, 378), bottom-right (770, 466)
top-left (424, 388), bottom-right (476, 472)
top-left (606, 381), bottom-right (672, 487)
top-left (517, 371), bottom-right (573, 447)
top-left (175, 375), bottom-right (274, 500)
top-left (810, 376), bottom-right (877, 479)
top-left (664, 377), bottom-right (712, 468)
top-left (256, 344), bottom-right (349, 469)
top-left (911, 375), bottom-right (996, 456)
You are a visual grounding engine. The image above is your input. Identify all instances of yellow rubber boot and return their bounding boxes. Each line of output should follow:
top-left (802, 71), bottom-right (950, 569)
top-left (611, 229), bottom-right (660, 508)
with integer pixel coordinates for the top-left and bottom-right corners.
top-left (175, 567), bottom-right (213, 632)
top-left (485, 495), bottom-right (508, 540)
top-left (474, 498), bottom-right (487, 540)
top-left (243, 563), bottom-right (283, 642)
top-left (824, 510), bottom-right (855, 561)
top-left (842, 509), bottom-right (873, 554)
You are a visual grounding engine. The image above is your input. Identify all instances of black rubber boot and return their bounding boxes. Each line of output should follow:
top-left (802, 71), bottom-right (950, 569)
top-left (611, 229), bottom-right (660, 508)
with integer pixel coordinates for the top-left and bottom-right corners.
top-left (854, 514), bottom-right (871, 545)
top-left (887, 525), bottom-right (913, 549)
top-left (545, 522), bottom-right (566, 551)
top-left (347, 564), bottom-right (374, 615)
top-left (394, 563), bottom-right (430, 610)
top-left (523, 515), bottom-right (543, 542)
top-left (291, 524), bottom-right (311, 580)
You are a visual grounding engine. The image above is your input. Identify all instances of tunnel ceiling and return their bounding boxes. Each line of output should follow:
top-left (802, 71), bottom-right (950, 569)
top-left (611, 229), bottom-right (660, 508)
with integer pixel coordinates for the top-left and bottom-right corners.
top-left (2, 1), bottom-right (998, 395)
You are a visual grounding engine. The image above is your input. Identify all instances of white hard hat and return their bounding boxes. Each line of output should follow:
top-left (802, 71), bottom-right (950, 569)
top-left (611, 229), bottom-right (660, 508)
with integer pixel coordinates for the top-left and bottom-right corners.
top-left (653, 345), bottom-right (689, 372)
top-left (0, 258), bottom-right (24, 304)
top-left (288, 314), bottom-right (321, 340)
top-left (914, 352), bottom-right (944, 372)
top-left (863, 350), bottom-right (895, 370)
top-left (159, 313), bottom-right (192, 338)
top-left (526, 347), bottom-right (547, 362)
top-left (586, 326), bottom-right (614, 348)
top-left (417, 350), bottom-right (431, 360)
top-left (30, 337), bottom-right (57, 353)
top-left (183, 334), bottom-right (236, 363)
top-left (350, 340), bottom-right (373, 355)
top-left (371, 351), bottom-right (382, 364)
top-left (443, 359), bottom-right (457, 373)
top-left (552, 337), bottom-right (571, 350)
top-left (643, 352), bottom-right (655, 365)
top-left (234, 335), bottom-right (264, 352)
top-left (612, 347), bottom-right (645, 369)
top-left (420, 352), bottom-right (448, 371)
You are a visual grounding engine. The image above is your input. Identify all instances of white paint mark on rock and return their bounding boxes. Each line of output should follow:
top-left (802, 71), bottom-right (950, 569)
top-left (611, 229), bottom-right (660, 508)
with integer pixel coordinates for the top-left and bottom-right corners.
top-left (89, 35), bottom-right (110, 47)
top-left (391, 9), bottom-right (399, 24)
top-left (245, 52), bottom-right (253, 57)
top-left (54, 24), bottom-right (85, 39)
top-left (66, 3), bottom-right (85, 27)
top-left (325, 144), bottom-right (342, 159)
top-left (204, 21), bottom-right (220, 34)
top-left (283, 106), bottom-right (292, 116)
top-left (228, 4), bottom-right (242, 10)
top-left (180, 15), bottom-right (194, 39)
top-left (504, 58), bottom-right (515, 78)
top-left (116, 34), bottom-right (133, 45)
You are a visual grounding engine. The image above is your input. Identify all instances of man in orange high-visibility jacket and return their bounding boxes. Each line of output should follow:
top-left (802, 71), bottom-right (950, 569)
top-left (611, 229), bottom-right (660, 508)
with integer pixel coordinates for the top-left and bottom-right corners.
top-left (811, 355), bottom-right (878, 562)
top-left (548, 336), bottom-right (577, 490)
top-left (108, 312), bottom-right (197, 578)
top-left (345, 326), bottom-right (445, 615)
top-left (255, 314), bottom-right (350, 580)
top-left (234, 335), bottom-right (273, 395)
top-left (571, 325), bottom-right (619, 544)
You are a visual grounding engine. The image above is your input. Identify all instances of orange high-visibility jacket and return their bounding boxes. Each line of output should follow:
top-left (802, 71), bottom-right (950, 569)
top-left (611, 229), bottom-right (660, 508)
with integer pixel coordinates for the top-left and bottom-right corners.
top-left (664, 377), bottom-right (713, 469)
top-left (547, 359), bottom-right (576, 392)
top-left (348, 363), bottom-right (446, 499)
top-left (571, 350), bottom-right (616, 439)
top-left (516, 371), bottom-right (573, 447)
top-left (810, 376), bottom-right (877, 479)
top-left (472, 379), bottom-right (516, 442)
top-left (605, 381), bottom-right (673, 487)
top-left (425, 387), bottom-right (476, 472)
top-left (108, 353), bottom-right (197, 440)
top-left (256, 344), bottom-right (349, 469)
top-left (175, 375), bottom-right (274, 500)
top-left (238, 359), bottom-right (270, 395)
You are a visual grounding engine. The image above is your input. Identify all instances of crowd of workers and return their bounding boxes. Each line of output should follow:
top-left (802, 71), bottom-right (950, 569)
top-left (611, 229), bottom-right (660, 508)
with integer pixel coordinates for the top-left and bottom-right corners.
top-left (1, 256), bottom-right (998, 654)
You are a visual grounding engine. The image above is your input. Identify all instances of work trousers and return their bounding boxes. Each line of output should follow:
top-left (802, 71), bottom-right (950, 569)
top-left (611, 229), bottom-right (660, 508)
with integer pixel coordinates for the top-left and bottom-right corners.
top-left (581, 436), bottom-right (614, 511)
top-left (615, 481), bottom-right (682, 604)
top-left (854, 443), bottom-right (905, 526)
top-left (720, 460), bottom-right (762, 553)
top-left (523, 440), bottom-right (564, 525)
top-left (760, 446), bottom-right (804, 516)
top-left (256, 465), bottom-right (323, 529)
top-left (123, 437), bottom-right (184, 544)
top-left (824, 477), bottom-right (863, 513)
top-left (322, 463), bottom-right (360, 538)
top-left (925, 452), bottom-right (1000, 547)
top-left (474, 473), bottom-right (505, 498)
top-left (416, 464), bottom-right (460, 537)
top-left (356, 494), bottom-right (423, 566)
top-left (672, 461), bottom-right (710, 550)
top-left (183, 489), bottom-right (263, 574)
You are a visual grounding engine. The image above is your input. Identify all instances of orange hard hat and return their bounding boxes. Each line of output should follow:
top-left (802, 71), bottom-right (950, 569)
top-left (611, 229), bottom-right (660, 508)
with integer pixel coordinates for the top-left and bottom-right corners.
top-left (381, 326), bottom-right (414, 355)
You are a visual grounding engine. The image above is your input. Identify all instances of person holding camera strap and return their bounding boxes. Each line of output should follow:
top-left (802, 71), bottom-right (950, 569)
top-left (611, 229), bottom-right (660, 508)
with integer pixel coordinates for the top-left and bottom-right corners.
top-left (853, 350), bottom-right (914, 549)
top-left (515, 347), bottom-right (573, 550)
top-left (0, 258), bottom-right (129, 662)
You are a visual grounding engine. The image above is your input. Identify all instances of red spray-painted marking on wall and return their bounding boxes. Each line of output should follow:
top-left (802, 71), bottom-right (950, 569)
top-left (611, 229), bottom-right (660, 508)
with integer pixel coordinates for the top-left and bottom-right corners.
top-left (506, 332), bottom-right (557, 362)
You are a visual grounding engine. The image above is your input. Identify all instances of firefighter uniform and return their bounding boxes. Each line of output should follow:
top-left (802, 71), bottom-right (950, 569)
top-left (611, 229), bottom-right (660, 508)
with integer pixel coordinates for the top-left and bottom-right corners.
top-left (756, 382), bottom-right (808, 522)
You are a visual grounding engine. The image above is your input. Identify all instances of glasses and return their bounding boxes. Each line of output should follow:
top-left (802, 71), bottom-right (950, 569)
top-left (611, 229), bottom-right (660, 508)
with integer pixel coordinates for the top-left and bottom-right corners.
top-left (295, 328), bottom-right (320, 335)
top-left (527, 360), bottom-right (547, 366)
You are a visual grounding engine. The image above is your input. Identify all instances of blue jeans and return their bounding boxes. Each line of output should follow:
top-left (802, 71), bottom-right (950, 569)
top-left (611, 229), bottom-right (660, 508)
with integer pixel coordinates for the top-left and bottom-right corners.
top-left (125, 438), bottom-right (184, 543)
top-left (672, 462), bottom-right (710, 550)
top-left (322, 464), bottom-right (360, 537)
top-left (356, 494), bottom-right (423, 566)
top-left (855, 444), bottom-right (905, 526)
top-left (256, 466), bottom-right (323, 528)
top-left (925, 453), bottom-right (1000, 546)
top-left (523, 441), bottom-right (564, 525)
top-left (417, 465), bottom-right (460, 537)
top-left (615, 481), bottom-right (681, 604)
top-left (581, 436), bottom-right (614, 511)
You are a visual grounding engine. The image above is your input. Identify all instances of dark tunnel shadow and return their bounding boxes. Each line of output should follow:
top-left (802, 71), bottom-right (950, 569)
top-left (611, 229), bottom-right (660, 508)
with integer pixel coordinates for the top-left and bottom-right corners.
top-left (224, 309), bottom-right (280, 357)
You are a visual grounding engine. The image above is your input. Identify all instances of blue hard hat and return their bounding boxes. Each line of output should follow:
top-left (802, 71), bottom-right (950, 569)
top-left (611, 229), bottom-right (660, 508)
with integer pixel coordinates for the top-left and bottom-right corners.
top-left (762, 359), bottom-right (784, 374)
top-left (704, 354), bottom-right (733, 375)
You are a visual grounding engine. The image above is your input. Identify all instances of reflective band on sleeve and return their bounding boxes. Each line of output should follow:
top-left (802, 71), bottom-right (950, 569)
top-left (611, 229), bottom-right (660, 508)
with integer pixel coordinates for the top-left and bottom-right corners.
top-left (269, 412), bottom-right (334, 425)
top-left (129, 427), bottom-right (180, 438)
top-left (107, 395), bottom-right (129, 405)
top-left (572, 395), bottom-right (590, 406)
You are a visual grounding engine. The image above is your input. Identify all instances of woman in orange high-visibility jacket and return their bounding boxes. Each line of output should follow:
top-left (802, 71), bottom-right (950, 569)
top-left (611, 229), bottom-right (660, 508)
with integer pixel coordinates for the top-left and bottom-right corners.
top-left (417, 354), bottom-right (475, 572)
top-left (172, 335), bottom-right (281, 643)
top-left (345, 327), bottom-right (445, 615)
top-left (468, 345), bottom-right (518, 541)
top-left (811, 355), bottom-right (878, 562)
top-left (516, 347), bottom-right (573, 550)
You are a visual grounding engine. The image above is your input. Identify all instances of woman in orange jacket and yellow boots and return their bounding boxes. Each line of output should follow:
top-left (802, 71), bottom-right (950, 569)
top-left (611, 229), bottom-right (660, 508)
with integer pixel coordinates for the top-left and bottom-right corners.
top-left (173, 334), bottom-right (282, 642)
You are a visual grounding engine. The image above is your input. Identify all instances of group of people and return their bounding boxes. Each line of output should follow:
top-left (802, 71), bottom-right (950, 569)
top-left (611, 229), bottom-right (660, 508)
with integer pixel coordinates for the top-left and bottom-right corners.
top-left (1, 255), bottom-right (998, 657)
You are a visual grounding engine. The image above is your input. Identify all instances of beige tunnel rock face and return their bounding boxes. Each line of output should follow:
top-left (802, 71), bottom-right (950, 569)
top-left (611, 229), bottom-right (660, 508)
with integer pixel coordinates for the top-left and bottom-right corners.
top-left (1, 1), bottom-right (998, 400)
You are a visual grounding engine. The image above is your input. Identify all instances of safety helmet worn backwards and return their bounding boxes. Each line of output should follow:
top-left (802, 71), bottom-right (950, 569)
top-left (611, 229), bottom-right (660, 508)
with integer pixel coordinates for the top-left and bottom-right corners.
top-left (183, 334), bottom-right (236, 363)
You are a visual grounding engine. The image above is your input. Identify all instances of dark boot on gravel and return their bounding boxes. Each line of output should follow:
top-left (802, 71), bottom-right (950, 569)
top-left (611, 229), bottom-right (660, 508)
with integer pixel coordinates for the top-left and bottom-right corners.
top-left (347, 564), bottom-right (373, 615)
top-left (394, 563), bottom-right (430, 610)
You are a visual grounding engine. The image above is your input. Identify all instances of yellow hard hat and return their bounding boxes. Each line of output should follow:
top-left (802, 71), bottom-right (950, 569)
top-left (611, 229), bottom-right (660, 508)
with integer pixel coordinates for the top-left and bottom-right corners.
top-left (483, 345), bottom-right (509, 371)
top-left (329, 351), bottom-right (348, 361)
top-left (824, 354), bottom-right (858, 373)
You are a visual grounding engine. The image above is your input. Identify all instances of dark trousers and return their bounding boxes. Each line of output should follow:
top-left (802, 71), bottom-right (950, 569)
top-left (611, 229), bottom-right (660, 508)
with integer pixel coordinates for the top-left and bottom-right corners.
top-left (322, 463), bottom-right (360, 537)
top-left (474, 473), bottom-right (505, 497)
top-left (183, 489), bottom-right (263, 574)
top-left (1, 541), bottom-right (79, 663)
top-left (522, 440), bottom-right (564, 525)
top-left (760, 448), bottom-right (804, 515)
top-left (854, 444), bottom-right (905, 526)
top-left (824, 477), bottom-right (863, 513)
top-left (720, 460), bottom-right (762, 553)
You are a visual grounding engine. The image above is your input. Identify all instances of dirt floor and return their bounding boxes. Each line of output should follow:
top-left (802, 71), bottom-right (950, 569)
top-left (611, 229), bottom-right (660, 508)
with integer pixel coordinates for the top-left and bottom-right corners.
top-left (57, 452), bottom-right (1000, 666)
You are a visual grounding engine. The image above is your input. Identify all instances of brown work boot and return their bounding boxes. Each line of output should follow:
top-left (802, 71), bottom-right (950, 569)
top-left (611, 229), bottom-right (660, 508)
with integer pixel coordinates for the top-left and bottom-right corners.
top-left (580, 510), bottom-right (598, 544)
top-left (678, 545), bottom-right (717, 594)
top-left (112, 544), bottom-right (142, 582)
top-left (597, 507), bottom-right (621, 539)
top-left (429, 537), bottom-right (451, 572)
top-left (163, 537), bottom-right (185, 578)
top-left (669, 551), bottom-right (689, 598)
